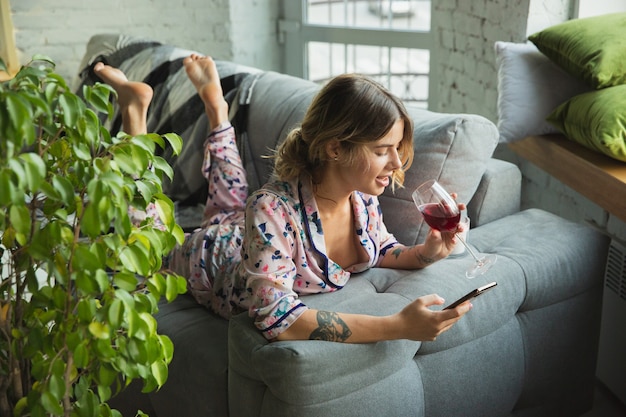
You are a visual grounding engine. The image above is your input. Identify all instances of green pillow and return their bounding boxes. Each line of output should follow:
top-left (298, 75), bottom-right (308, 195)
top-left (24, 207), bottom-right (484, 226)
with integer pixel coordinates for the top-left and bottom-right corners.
top-left (546, 85), bottom-right (626, 162)
top-left (529, 13), bottom-right (626, 89)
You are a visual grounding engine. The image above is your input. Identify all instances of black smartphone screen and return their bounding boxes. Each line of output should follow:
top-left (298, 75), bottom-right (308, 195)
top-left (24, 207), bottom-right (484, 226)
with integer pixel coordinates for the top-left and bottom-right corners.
top-left (443, 282), bottom-right (497, 310)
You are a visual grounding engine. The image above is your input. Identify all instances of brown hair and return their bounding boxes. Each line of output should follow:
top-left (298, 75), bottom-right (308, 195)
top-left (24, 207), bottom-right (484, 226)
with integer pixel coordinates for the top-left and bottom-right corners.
top-left (273, 73), bottom-right (414, 190)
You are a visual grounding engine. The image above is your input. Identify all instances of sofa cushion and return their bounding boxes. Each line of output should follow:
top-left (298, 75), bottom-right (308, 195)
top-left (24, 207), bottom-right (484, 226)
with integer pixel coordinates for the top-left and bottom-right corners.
top-left (546, 85), bottom-right (626, 162)
top-left (244, 71), bottom-right (320, 190)
top-left (228, 208), bottom-right (608, 417)
top-left (528, 12), bottom-right (626, 89)
top-left (494, 41), bottom-right (590, 143)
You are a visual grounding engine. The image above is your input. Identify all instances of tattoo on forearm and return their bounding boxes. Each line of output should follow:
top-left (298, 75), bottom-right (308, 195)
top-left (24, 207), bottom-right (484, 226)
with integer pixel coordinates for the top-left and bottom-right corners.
top-left (309, 311), bottom-right (352, 342)
top-left (394, 247), bottom-right (435, 266)
top-left (417, 251), bottom-right (435, 265)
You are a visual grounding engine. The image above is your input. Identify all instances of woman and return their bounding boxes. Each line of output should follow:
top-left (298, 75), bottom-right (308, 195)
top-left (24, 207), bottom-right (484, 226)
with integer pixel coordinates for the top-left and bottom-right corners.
top-left (94, 54), bottom-right (471, 344)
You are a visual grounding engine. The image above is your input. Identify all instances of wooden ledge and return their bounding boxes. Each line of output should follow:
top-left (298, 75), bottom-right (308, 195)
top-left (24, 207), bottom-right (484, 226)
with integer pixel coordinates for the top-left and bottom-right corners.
top-left (509, 134), bottom-right (626, 223)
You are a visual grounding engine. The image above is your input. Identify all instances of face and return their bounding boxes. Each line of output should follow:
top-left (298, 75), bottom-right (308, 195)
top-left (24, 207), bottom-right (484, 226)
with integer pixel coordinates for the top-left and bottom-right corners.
top-left (338, 119), bottom-right (405, 196)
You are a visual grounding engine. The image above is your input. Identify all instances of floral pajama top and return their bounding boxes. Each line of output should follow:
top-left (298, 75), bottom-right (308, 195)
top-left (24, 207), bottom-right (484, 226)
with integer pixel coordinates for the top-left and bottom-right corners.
top-left (172, 123), bottom-right (401, 340)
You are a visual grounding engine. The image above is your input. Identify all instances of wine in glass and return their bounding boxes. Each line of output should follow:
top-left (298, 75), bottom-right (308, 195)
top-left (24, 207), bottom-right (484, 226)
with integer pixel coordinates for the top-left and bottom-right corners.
top-left (412, 179), bottom-right (496, 278)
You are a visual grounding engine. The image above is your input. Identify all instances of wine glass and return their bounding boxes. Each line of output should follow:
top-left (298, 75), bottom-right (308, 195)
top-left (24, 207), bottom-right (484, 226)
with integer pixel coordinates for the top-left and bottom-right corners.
top-left (412, 179), bottom-right (497, 278)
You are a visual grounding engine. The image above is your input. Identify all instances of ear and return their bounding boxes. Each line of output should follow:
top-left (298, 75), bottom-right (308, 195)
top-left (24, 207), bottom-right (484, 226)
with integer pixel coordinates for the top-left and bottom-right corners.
top-left (325, 140), bottom-right (341, 160)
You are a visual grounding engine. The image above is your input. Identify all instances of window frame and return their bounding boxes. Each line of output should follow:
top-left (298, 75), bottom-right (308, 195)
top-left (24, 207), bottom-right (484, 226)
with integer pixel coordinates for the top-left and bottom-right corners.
top-left (281, 0), bottom-right (435, 108)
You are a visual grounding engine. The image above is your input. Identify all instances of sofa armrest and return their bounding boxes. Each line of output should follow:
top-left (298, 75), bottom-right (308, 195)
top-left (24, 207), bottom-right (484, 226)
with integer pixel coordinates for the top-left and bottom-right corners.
top-left (467, 158), bottom-right (521, 227)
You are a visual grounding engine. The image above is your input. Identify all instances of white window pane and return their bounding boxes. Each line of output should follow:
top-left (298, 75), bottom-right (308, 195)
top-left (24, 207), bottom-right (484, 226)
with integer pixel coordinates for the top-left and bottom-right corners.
top-left (308, 41), bottom-right (429, 106)
top-left (307, 0), bottom-right (431, 31)
top-left (578, 0), bottom-right (626, 17)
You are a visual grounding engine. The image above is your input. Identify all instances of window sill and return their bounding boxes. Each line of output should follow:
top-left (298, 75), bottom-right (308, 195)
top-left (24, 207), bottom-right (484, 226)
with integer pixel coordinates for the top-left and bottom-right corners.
top-left (509, 134), bottom-right (626, 223)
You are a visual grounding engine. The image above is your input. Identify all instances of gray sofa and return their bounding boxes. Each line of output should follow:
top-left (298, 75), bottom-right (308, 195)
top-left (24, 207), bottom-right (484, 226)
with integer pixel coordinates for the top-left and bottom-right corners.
top-left (76, 35), bottom-right (610, 417)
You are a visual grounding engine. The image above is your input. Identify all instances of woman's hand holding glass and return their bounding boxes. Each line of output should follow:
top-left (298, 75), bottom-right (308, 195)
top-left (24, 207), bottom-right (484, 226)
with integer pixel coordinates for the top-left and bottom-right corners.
top-left (412, 180), bottom-right (496, 278)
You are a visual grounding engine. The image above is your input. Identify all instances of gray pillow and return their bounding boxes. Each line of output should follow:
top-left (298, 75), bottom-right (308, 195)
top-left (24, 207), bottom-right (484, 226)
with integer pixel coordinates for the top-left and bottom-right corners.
top-left (380, 107), bottom-right (499, 245)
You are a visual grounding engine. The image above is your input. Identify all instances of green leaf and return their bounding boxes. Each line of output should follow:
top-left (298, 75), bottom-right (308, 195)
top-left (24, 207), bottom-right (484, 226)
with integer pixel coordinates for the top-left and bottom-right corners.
top-left (130, 134), bottom-right (157, 154)
top-left (98, 383), bottom-right (112, 403)
top-left (113, 271), bottom-right (139, 292)
top-left (59, 90), bottom-right (82, 127)
top-left (84, 83), bottom-right (112, 115)
top-left (127, 338), bottom-right (147, 363)
top-left (154, 196), bottom-right (174, 228)
top-left (98, 363), bottom-right (118, 387)
top-left (0, 170), bottom-right (16, 205)
top-left (81, 203), bottom-right (102, 238)
top-left (95, 338), bottom-right (116, 359)
top-left (76, 270), bottom-right (100, 296)
top-left (75, 387), bottom-right (98, 417)
top-left (23, 91), bottom-right (52, 121)
top-left (150, 359), bottom-right (169, 387)
top-left (158, 334), bottom-right (174, 362)
top-left (5, 92), bottom-right (35, 147)
top-left (74, 341), bottom-right (90, 368)
top-left (107, 298), bottom-right (124, 329)
top-left (165, 274), bottom-right (184, 302)
top-left (127, 310), bottom-right (148, 341)
top-left (13, 397), bottom-right (28, 416)
top-left (48, 374), bottom-right (65, 402)
top-left (151, 156), bottom-right (174, 181)
top-left (163, 132), bottom-right (183, 155)
top-left (134, 180), bottom-right (154, 204)
top-left (172, 224), bottom-right (185, 245)
top-left (77, 298), bottom-right (97, 322)
top-left (40, 391), bottom-right (64, 415)
top-left (72, 244), bottom-right (102, 272)
top-left (94, 269), bottom-right (111, 293)
top-left (7, 158), bottom-right (26, 189)
top-left (38, 180), bottom-right (61, 201)
top-left (119, 245), bottom-right (149, 276)
top-left (18, 153), bottom-right (47, 191)
top-left (110, 147), bottom-right (137, 173)
top-left (147, 273), bottom-right (166, 296)
top-left (9, 204), bottom-right (31, 237)
top-left (78, 108), bottom-right (101, 147)
top-left (72, 141), bottom-right (93, 161)
top-left (88, 321), bottom-right (110, 340)
top-left (50, 175), bottom-right (75, 206)
top-left (31, 54), bottom-right (56, 66)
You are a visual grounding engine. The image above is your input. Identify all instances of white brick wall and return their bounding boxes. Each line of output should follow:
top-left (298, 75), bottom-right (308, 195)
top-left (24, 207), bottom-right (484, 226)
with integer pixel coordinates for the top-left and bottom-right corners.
top-left (9, 0), bottom-right (280, 83)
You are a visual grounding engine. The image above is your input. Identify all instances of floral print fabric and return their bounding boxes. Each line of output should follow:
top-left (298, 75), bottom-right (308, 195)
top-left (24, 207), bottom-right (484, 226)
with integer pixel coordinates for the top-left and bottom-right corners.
top-left (167, 123), bottom-right (401, 339)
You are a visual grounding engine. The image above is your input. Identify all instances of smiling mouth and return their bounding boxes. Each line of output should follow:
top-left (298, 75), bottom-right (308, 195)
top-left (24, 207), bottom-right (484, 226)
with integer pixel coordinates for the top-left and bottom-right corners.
top-left (376, 176), bottom-right (390, 187)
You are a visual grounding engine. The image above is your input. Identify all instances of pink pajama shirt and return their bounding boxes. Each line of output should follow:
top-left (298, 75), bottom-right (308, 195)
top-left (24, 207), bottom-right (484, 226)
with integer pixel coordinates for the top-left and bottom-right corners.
top-left (166, 123), bottom-right (401, 339)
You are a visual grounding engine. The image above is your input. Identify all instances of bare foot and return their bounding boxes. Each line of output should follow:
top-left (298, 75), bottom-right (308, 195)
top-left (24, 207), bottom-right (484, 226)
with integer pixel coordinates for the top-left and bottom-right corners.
top-left (183, 54), bottom-right (229, 129)
top-left (93, 62), bottom-right (153, 135)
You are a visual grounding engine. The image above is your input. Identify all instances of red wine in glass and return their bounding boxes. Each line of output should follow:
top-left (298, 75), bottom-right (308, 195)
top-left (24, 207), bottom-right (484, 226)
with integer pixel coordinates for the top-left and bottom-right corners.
top-left (412, 179), bottom-right (496, 278)
top-left (419, 203), bottom-right (461, 232)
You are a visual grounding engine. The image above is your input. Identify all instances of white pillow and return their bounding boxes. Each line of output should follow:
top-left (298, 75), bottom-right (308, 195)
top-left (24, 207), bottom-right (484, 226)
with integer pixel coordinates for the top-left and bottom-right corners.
top-left (495, 41), bottom-right (591, 143)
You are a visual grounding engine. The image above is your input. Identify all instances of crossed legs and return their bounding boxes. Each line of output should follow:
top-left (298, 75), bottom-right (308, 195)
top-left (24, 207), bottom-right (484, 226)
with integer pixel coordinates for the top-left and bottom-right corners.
top-left (93, 54), bottom-right (229, 134)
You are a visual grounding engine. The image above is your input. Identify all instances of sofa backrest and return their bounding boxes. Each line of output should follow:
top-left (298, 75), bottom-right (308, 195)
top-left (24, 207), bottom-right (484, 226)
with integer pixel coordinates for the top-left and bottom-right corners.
top-left (244, 72), bottom-right (499, 245)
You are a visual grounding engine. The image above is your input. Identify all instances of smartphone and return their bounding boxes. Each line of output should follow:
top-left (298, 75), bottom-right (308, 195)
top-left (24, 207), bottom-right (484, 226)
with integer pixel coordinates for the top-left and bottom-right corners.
top-left (443, 281), bottom-right (497, 310)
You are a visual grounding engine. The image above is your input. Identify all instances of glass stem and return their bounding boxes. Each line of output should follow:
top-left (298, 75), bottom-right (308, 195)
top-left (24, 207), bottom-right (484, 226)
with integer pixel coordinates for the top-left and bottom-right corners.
top-left (455, 233), bottom-right (483, 264)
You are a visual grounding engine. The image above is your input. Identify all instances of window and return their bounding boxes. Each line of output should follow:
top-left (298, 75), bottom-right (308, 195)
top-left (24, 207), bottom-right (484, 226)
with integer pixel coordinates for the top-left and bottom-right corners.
top-left (577, 0), bottom-right (626, 17)
top-left (282, 0), bottom-right (432, 107)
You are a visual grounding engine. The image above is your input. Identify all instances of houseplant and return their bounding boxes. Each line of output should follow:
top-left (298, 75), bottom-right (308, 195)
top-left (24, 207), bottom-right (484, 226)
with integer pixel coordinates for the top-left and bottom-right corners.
top-left (0, 56), bottom-right (187, 417)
